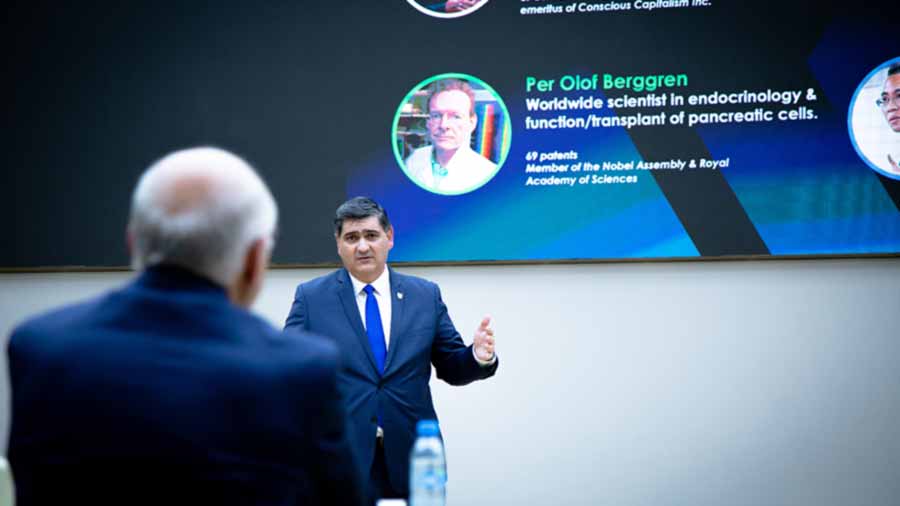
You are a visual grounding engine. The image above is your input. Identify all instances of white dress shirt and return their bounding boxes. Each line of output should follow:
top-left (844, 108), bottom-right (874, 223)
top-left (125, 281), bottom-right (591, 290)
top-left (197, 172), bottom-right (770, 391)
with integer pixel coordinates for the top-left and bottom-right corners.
top-left (348, 269), bottom-right (392, 350)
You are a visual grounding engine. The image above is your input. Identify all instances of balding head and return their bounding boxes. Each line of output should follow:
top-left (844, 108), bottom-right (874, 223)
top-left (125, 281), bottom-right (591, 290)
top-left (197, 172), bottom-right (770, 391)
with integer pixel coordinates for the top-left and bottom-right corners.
top-left (128, 147), bottom-right (277, 304)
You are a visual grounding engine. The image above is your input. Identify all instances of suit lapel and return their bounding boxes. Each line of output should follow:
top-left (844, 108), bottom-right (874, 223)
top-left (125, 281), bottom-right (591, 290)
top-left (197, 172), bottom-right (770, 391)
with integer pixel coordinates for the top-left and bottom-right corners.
top-left (336, 269), bottom-right (379, 374)
top-left (384, 268), bottom-right (405, 373)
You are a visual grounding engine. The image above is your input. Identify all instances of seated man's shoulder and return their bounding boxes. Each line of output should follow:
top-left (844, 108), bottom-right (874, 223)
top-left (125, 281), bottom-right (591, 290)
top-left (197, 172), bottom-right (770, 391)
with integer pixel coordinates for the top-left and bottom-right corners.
top-left (271, 327), bottom-right (338, 358)
top-left (10, 293), bottom-right (112, 348)
top-left (268, 330), bottom-right (342, 383)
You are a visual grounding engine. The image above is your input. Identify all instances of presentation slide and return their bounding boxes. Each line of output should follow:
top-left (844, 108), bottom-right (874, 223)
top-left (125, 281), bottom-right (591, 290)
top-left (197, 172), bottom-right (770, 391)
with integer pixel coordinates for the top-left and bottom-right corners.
top-left (3, 1), bottom-right (898, 268)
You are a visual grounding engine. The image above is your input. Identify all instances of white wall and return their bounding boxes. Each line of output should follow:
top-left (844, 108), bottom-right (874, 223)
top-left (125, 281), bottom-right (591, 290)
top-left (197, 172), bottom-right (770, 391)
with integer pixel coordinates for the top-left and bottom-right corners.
top-left (2, 259), bottom-right (899, 505)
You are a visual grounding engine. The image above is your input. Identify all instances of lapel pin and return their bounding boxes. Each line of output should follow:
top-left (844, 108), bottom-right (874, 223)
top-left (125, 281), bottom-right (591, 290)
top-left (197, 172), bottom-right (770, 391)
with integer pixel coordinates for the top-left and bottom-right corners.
top-left (397, 292), bottom-right (404, 300)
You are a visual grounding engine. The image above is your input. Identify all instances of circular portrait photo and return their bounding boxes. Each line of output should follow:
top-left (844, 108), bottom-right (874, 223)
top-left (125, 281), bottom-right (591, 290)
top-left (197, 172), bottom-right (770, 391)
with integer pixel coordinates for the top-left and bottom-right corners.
top-left (393, 74), bottom-right (511, 195)
top-left (406, 0), bottom-right (490, 19)
top-left (848, 57), bottom-right (900, 179)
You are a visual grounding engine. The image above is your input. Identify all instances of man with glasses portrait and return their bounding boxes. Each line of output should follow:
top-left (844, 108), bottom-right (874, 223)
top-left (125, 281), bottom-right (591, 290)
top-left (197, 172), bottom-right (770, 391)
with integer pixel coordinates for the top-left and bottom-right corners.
top-left (404, 78), bottom-right (497, 193)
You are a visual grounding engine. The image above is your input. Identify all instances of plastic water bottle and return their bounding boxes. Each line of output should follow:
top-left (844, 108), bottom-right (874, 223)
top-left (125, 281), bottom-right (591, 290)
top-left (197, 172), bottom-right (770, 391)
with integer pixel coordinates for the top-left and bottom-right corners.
top-left (409, 420), bottom-right (446, 506)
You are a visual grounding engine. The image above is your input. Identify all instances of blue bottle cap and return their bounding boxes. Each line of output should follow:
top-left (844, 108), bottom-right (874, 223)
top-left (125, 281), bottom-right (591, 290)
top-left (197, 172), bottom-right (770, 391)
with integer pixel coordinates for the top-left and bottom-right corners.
top-left (416, 419), bottom-right (439, 436)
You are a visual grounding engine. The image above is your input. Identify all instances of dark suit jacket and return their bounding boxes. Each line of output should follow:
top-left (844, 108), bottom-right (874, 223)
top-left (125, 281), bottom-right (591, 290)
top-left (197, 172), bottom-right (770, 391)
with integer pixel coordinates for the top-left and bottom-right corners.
top-left (284, 267), bottom-right (498, 495)
top-left (7, 266), bottom-right (364, 506)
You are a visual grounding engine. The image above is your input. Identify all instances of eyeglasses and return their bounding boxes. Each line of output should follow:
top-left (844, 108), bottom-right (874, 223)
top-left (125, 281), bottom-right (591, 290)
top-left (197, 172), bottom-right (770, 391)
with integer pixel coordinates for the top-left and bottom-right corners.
top-left (427, 112), bottom-right (467, 125)
top-left (876, 92), bottom-right (900, 109)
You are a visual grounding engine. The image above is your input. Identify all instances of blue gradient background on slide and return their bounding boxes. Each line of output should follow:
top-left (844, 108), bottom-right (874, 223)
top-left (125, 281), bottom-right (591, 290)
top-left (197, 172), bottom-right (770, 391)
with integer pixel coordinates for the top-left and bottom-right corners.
top-left (349, 89), bottom-right (698, 262)
top-left (698, 23), bottom-right (900, 255)
top-left (349, 24), bottom-right (899, 262)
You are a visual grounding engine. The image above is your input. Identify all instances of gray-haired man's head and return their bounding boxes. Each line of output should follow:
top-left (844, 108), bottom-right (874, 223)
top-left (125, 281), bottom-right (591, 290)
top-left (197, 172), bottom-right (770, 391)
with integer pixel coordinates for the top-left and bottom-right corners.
top-left (128, 147), bottom-right (278, 306)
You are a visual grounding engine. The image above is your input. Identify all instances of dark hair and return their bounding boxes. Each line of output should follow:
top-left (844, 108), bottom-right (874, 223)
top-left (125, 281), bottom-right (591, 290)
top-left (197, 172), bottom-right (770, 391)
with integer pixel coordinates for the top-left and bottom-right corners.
top-left (888, 63), bottom-right (900, 77)
top-left (334, 196), bottom-right (391, 236)
top-left (426, 78), bottom-right (477, 116)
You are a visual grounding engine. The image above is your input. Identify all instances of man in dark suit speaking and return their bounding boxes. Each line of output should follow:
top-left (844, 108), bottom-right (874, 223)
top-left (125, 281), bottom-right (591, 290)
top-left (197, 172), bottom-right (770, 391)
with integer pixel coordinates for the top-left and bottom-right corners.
top-left (6, 147), bottom-right (364, 505)
top-left (284, 196), bottom-right (498, 502)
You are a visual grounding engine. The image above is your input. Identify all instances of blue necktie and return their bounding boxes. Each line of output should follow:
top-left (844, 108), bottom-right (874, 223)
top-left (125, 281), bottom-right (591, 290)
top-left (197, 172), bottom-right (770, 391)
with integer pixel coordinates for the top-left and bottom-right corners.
top-left (364, 285), bottom-right (386, 374)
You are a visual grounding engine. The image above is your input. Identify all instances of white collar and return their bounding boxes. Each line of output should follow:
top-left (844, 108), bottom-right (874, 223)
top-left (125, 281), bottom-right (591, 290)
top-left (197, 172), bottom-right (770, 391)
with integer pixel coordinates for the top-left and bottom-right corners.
top-left (348, 267), bottom-right (390, 297)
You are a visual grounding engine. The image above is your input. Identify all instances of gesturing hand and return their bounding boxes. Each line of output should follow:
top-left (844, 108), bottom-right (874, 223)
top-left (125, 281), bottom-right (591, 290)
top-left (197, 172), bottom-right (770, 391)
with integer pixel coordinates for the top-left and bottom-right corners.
top-left (473, 316), bottom-right (495, 362)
